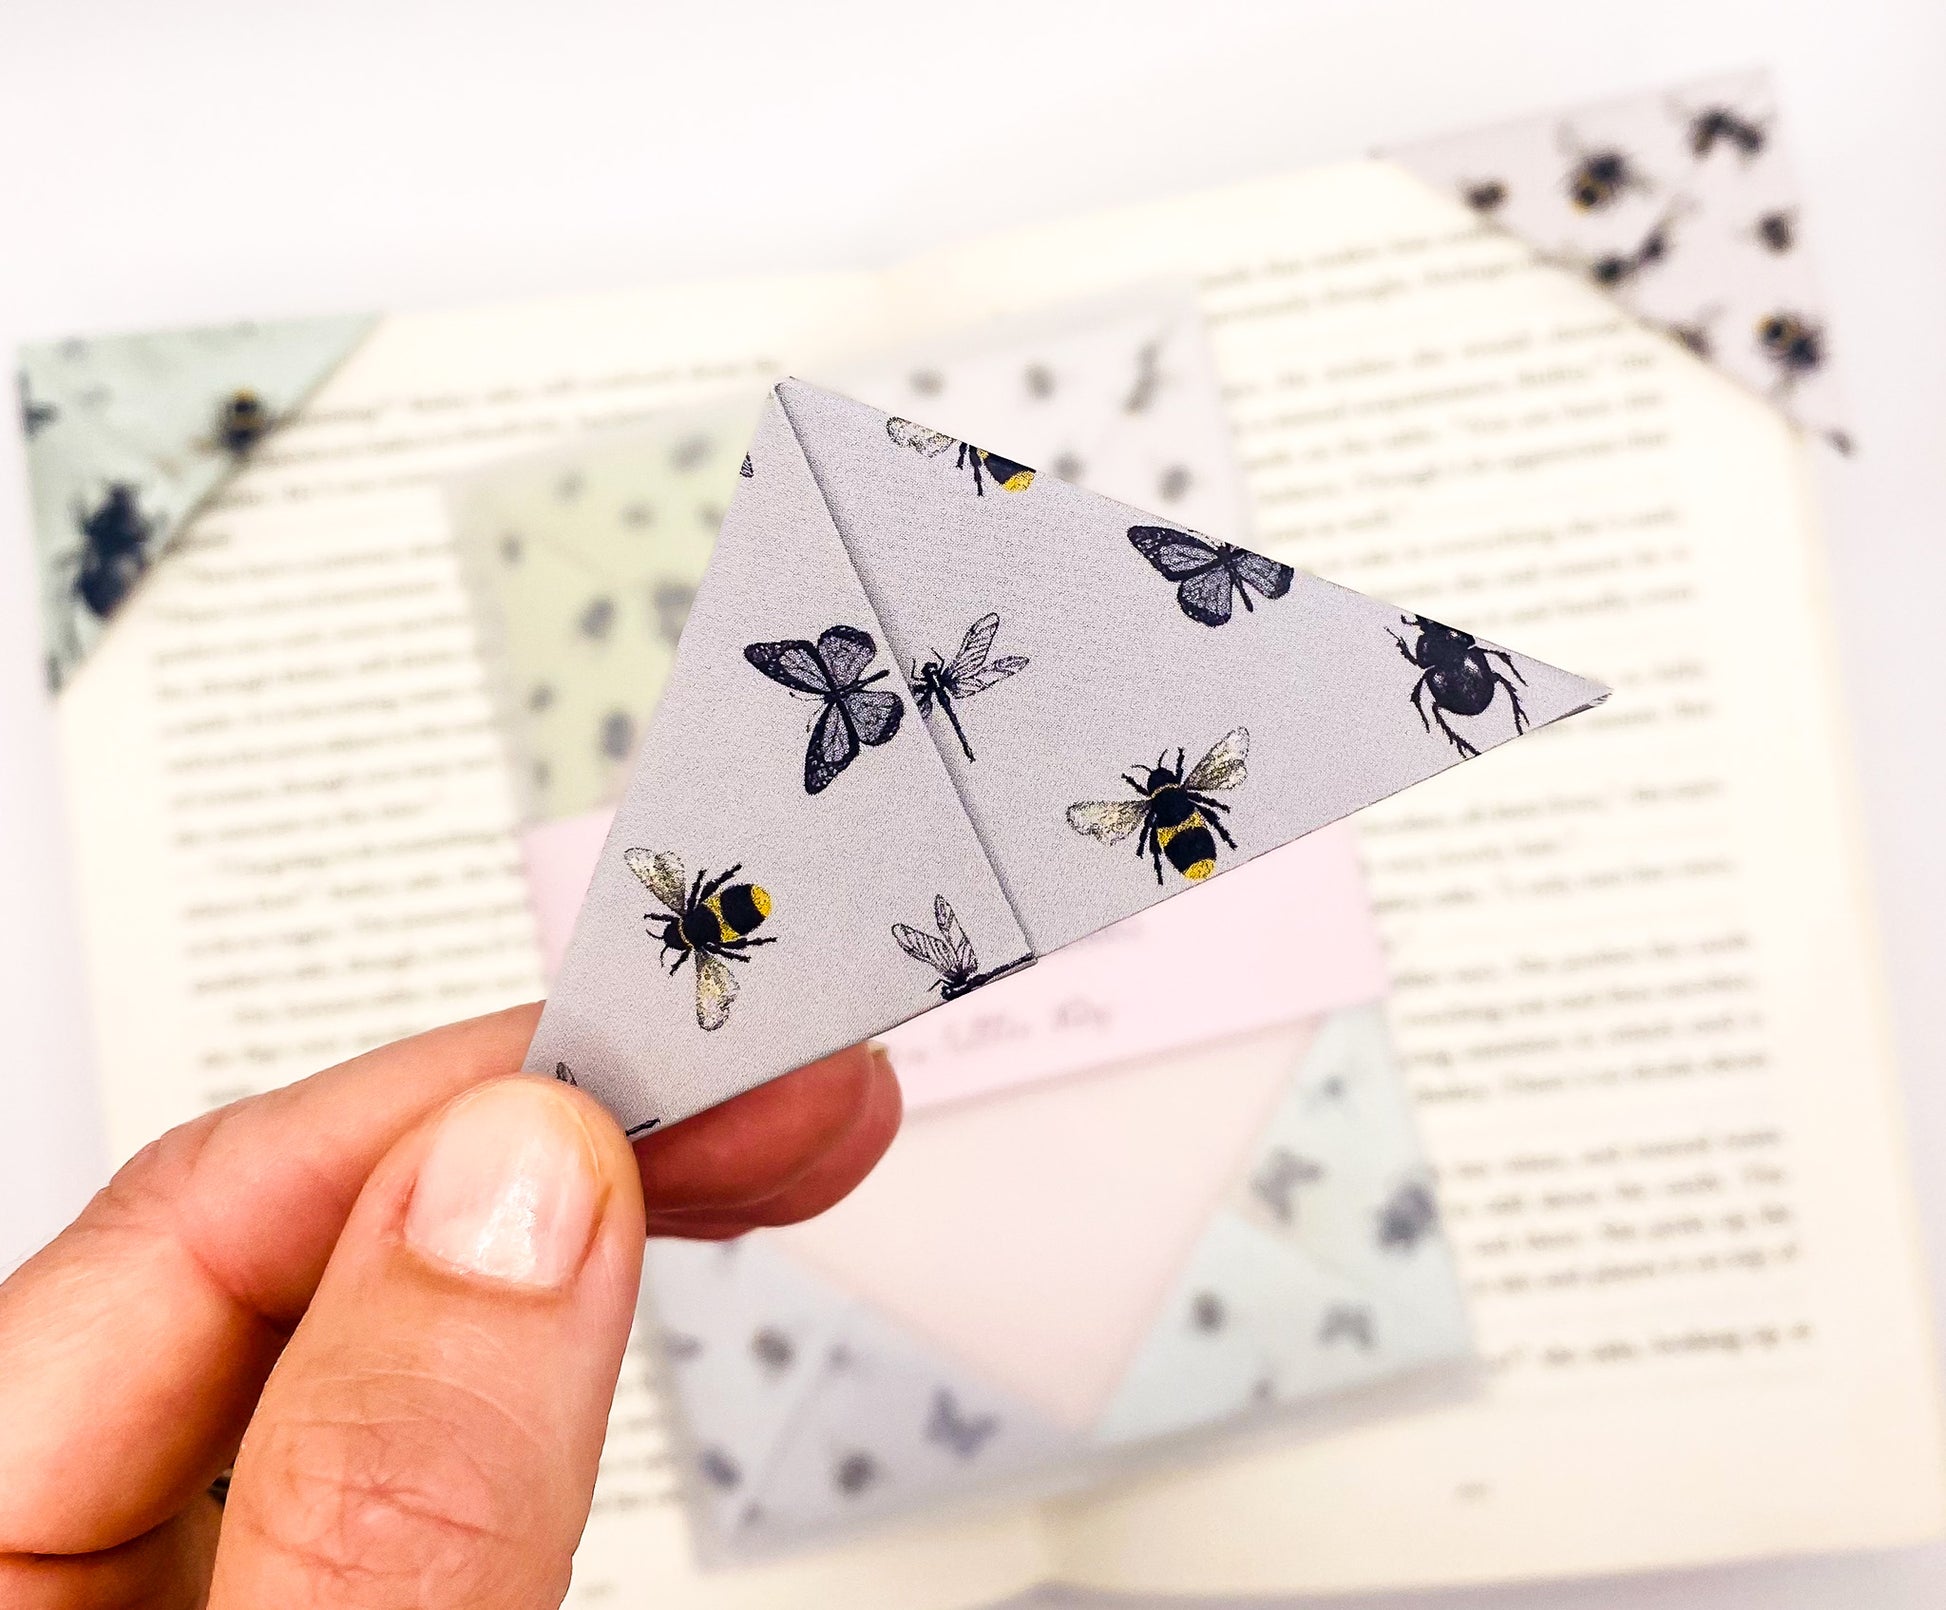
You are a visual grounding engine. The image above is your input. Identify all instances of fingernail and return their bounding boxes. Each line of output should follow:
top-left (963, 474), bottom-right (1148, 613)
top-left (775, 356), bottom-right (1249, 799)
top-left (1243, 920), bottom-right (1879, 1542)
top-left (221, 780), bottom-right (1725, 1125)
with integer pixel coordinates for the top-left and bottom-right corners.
top-left (404, 1080), bottom-right (603, 1287)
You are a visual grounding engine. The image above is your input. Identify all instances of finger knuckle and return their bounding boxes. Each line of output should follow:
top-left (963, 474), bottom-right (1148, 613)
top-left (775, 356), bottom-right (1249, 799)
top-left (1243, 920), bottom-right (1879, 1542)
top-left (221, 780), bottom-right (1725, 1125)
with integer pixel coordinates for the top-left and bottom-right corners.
top-left (230, 1367), bottom-right (564, 1607)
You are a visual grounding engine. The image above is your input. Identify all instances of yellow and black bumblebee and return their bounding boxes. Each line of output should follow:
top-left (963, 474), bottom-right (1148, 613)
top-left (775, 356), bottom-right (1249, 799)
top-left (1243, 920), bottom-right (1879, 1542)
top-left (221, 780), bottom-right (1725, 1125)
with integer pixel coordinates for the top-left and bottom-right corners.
top-left (1066, 728), bottom-right (1250, 885)
top-left (625, 848), bottom-right (776, 1031)
top-left (1559, 134), bottom-right (1646, 212)
top-left (213, 389), bottom-right (274, 455)
top-left (886, 416), bottom-right (1035, 496)
top-left (1754, 310), bottom-right (1825, 395)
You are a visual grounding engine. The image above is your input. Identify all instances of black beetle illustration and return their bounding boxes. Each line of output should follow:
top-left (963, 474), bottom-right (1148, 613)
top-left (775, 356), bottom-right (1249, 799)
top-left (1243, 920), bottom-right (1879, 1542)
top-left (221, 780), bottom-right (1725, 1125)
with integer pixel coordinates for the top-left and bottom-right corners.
top-left (1391, 615), bottom-right (1528, 758)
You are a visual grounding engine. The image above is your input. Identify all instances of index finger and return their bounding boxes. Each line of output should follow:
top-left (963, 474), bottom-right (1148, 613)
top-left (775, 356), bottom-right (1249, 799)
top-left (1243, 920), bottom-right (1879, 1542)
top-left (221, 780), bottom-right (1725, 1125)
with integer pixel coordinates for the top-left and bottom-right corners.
top-left (0, 1006), bottom-right (886, 1557)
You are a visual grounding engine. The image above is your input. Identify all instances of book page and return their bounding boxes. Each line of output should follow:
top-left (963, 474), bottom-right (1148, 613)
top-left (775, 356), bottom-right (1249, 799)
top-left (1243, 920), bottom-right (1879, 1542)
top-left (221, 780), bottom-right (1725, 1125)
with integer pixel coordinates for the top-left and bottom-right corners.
top-left (54, 273), bottom-right (1050, 1609)
top-left (889, 162), bottom-right (1946, 1591)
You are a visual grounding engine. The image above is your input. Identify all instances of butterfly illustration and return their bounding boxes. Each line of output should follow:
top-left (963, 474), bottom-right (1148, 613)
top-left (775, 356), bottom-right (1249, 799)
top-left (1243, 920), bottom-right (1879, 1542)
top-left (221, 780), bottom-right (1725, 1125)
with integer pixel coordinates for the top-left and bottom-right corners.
top-left (627, 848), bottom-right (776, 1030)
top-left (886, 416), bottom-right (1035, 496)
top-left (745, 624), bottom-right (905, 793)
top-left (926, 1388), bottom-right (1000, 1460)
top-left (1127, 527), bottom-right (1294, 627)
top-left (1067, 728), bottom-right (1249, 885)
top-left (892, 894), bottom-right (1033, 1002)
top-left (908, 612), bottom-right (1028, 761)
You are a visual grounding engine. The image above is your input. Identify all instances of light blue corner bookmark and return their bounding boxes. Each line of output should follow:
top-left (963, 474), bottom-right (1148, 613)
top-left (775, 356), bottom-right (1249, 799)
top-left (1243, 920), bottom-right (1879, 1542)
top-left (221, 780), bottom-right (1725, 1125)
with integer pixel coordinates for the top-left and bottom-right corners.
top-left (18, 313), bottom-right (376, 691)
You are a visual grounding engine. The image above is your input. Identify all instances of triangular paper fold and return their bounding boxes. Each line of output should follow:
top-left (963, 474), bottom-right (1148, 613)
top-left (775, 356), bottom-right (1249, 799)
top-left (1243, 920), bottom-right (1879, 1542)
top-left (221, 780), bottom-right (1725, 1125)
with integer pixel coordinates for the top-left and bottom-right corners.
top-left (20, 313), bottom-right (377, 690)
top-left (528, 381), bottom-right (1607, 1131)
top-left (1385, 69), bottom-right (1849, 450)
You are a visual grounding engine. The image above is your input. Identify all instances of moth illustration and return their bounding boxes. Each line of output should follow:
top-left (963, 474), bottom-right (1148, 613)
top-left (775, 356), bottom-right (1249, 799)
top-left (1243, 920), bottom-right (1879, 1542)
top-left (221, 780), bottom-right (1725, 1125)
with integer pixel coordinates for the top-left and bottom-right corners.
top-left (745, 624), bottom-right (904, 794)
top-left (908, 611), bottom-right (1028, 761)
top-left (1462, 177), bottom-right (1508, 213)
top-left (1377, 1180), bottom-right (1440, 1252)
top-left (750, 1326), bottom-right (794, 1372)
top-left (1392, 615), bottom-right (1528, 759)
top-left (627, 848), bottom-right (776, 1031)
top-left (1754, 209), bottom-right (1796, 254)
top-left (885, 415), bottom-right (1035, 496)
top-left (892, 894), bottom-right (1033, 1002)
top-left (926, 1388), bottom-right (1000, 1460)
top-left (1190, 1291), bottom-right (1227, 1333)
top-left (1127, 527), bottom-right (1294, 627)
top-left (1067, 728), bottom-right (1249, 885)
top-left (70, 483), bottom-right (154, 621)
top-left (698, 1447), bottom-right (742, 1490)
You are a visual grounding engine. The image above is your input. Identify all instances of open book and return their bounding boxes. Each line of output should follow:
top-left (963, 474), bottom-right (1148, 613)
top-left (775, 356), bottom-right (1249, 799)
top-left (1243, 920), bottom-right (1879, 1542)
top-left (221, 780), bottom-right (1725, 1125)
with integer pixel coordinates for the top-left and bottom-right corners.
top-left (50, 158), bottom-right (1943, 1602)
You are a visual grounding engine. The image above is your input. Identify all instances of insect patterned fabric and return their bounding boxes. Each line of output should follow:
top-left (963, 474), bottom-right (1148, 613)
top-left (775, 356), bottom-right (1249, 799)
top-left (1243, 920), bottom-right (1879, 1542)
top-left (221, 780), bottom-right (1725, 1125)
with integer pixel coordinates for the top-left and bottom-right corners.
top-left (1127, 526), bottom-right (1294, 627)
top-left (744, 624), bottom-right (905, 794)
top-left (627, 848), bottom-right (777, 1031)
top-left (908, 612), bottom-right (1028, 761)
top-left (1386, 68), bottom-right (1849, 450)
top-left (885, 416), bottom-right (1036, 496)
top-left (1067, 728), bottom-right (1250, 885)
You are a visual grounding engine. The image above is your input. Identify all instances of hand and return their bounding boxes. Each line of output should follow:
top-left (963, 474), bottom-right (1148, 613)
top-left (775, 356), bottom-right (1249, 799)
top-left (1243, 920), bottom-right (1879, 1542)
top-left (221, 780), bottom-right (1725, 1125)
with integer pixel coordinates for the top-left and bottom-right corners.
top-left (0, 1002), bottom-right (900, 1608)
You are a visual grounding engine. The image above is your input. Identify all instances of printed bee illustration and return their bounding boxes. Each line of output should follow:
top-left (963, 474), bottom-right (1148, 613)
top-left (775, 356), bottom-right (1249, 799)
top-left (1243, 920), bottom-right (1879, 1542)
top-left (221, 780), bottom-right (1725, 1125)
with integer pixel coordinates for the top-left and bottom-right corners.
top-left (745, 624), bottom-right (905, 793)
top-left (908, 612), bottom-right (1028, 761)
top-left (1560, 133), bottom-right (1646, 212)
top-left (19, 372), bottom-right (57, 439)
top-left (1755, 310), bottom-right (1826, 394)
top-left (1462, 178), bottom-right (1508, 213)
top-left (1067, 728), bottom-right (1249, 886)
top-left (892, 894), bottom-right (1033, 1002)
top-left (1377, 1180), bottom-right (1439, 1251)
top-left (885, 416), bottom-right (1035, 496)
top-left (926, 1389), bottom-right (1000, 1459)
top-left (1128, 527), bottom-right (1294, 628)
top-left (1392, 615), bottom-right (1528, 759)
top-left (1683, 103), bottom-right (1767, 160)
top-left (70, 483), bottom-right (155, 620)
top-left (626, 848), bottom-right (776, 1031)
top-left (213, 389), bottom-right (273, 455)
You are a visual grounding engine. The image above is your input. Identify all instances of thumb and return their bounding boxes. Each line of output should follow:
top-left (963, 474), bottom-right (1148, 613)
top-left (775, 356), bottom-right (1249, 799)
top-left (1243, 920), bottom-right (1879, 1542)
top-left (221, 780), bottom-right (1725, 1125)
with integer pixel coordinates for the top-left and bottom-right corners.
top-left (209, 1076), bottom-right (645, 1610)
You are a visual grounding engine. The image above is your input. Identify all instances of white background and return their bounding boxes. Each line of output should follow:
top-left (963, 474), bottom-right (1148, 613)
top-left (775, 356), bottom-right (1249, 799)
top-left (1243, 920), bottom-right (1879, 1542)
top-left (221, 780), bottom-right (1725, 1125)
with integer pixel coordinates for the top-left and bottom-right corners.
top-left (2, 3), bottom-right (1943, 1605)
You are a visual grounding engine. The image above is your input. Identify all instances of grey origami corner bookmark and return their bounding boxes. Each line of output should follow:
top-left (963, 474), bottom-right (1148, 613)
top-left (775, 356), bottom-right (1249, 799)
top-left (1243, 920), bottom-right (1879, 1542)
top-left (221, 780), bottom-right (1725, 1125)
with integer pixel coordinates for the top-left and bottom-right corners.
top-left (526, 380), bottom-right (1609, 1133)
top-left (19, 313), bottom-right (376, 691)
top-left (1387, 68), bottom-right (1850, 452)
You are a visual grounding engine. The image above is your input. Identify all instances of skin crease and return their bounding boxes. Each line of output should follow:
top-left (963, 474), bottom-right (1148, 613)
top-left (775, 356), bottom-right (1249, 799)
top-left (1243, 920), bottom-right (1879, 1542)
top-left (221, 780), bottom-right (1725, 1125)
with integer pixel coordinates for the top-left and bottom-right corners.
top-left (0, 1003), bottom-right (900, 1610)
